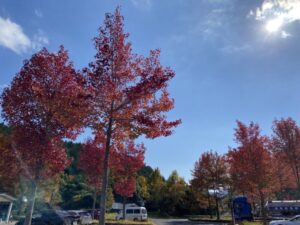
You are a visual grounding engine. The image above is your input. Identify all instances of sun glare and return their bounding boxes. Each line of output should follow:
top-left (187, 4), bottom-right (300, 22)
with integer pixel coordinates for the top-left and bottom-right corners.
top-left (265, 18), bottom-right (283, 33)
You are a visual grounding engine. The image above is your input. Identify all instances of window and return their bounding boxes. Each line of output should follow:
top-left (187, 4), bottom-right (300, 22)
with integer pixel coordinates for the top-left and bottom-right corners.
top-left (126, 209), bottom-right (133, 214)
top-left (134, 209), bottom-right (140, 214)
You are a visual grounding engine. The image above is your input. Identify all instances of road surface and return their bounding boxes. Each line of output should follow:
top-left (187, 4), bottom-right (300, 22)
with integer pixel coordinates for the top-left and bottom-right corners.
top-left (151, 218), bottom-right (227, 225)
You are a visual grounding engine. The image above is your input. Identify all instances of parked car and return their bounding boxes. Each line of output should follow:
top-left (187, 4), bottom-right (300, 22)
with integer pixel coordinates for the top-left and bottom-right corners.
top-left (15, 210), bottom-right (76, 225)
top-left (65, 211), bottom-right (80, 225)
top-left (68, 211), bottom-right (92, 225)
top-left (86, 210), bottom-right (100, 220)
top-left (115, 206), bottom-right (147, 221)
top-left (269, 215), bottom-right (300, 225)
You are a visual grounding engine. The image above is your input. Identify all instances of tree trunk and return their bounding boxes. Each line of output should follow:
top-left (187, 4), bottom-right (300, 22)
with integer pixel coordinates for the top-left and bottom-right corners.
top-left (49, 188), bottom-right (57, 207)
top-left (215, 196), bottom-right (220, 220)
top-left (92, 187), bottom-right (97, 220)
top-left (220, 198), bottom-right (224, 214)
top-left (230, 199), bottom-right (235, 225)
top-left (252, 202), bottom-right (256, 217)
top-left (208, 195), bottom-right (213, 219)
top-left (290, 160), bottom-right (300, 196)
top-left (99, 118), bottom-right (113, 225)
top-left (259, 192), bottom-right (267, 225)
top-left (296, 168), bottom-right (300, 197)
top-left (122, 196), bottom-right (126, 220)
top-left (24, 181), bottom-right (37, 225)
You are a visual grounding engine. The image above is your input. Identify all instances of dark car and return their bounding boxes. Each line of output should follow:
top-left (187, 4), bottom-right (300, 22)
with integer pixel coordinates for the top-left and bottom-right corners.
top-left (86, 210), bottom-right (100, 220)
top-left (16, 210), bottom-right (76, 225)
top-left (67, 211), bottom-right (92, 224)
top-left (65, 211), bottom-right (81, 224)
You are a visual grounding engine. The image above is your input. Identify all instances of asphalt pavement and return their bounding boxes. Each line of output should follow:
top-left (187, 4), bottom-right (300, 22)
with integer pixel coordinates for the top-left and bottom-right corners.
top-left (151, 218), bottom-right (227, 225)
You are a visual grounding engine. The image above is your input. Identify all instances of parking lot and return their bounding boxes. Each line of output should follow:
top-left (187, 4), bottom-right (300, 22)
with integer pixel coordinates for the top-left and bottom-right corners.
top-left (151, 218), bottom-right (227, 225)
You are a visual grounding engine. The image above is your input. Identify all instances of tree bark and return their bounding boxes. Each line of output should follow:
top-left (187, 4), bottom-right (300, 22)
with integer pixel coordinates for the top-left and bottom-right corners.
top-left (260, 192), bottom-right (267, 225)
top-left (230, 199), bottom-right (235, 225)
top-left (92, 187), bottom-right (97, 219)
top-left (207, 195), bottom-right (213, 219)
top-left (99, 118), bottom-right (113, 225)
top-left (24, 181), bottom-right (37, 225)
top-left (122, 196), bottom-right (127, 220)
top-left (49, 192), bottom-right (54, 206)
top-left (215, 196), bottom-right (220, 220)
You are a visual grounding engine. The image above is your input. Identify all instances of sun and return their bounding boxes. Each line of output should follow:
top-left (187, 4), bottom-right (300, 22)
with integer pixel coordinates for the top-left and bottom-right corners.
top-left (265, 18), bottom-right (283, 33)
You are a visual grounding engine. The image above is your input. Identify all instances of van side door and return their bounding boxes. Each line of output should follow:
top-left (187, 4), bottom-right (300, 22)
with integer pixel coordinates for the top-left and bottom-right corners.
top-left (133, 209), bottom-right (141, 220)
top-left (126, 209), bottom-right (134, 220)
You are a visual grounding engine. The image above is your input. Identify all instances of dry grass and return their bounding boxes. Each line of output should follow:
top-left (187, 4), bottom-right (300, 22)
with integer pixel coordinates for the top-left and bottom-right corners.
top-left (241, 221), bottom-right (263, 225)
top-left (188, 214), bottom-right (232, 222)
top-left (105, 221), bottom-right (155, 225)
top-left (90, 213), bottom-right (156, 225)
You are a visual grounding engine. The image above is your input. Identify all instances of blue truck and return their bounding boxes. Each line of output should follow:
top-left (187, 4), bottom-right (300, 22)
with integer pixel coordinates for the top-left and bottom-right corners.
top-left (232, 196), bottom-right (253, 221)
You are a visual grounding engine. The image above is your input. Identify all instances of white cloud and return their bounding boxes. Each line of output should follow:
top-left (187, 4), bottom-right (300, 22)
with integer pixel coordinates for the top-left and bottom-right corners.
top-left (281, 30), bottom-right (292, 38)
top-left (0, 17), bottom-right (49, 54)
top-left (31, 29), bottom-right (49, 50)
top-left (221, 44), bottom-right (251, 53)
top-left (197, 7), bottom-right (230, 41)
top-left (34, 9), bottom-right (43, 18)
top-left (255, 0), bottom-right (300, 22)
top-left (130, 0), bottom-right (152, 10)
top-left (248, 10), bottom-right (254, 18)
top-left (0, 17), bottom-right (31, 54)
top-left (252, 0), bottom-right (300, 36)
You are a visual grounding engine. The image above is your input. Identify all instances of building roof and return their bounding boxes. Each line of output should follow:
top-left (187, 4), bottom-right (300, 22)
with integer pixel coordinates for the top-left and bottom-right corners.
top-left (0, 193), bottom-right (16, 202)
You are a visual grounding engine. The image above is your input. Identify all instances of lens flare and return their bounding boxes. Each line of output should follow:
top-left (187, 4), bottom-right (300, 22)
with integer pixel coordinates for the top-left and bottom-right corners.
top-left (265, 18), bottom-right (283, 33)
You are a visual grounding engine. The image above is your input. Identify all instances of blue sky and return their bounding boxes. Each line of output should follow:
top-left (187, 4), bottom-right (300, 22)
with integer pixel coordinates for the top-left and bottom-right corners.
top-left (1, 0), bottom-right (300, 181)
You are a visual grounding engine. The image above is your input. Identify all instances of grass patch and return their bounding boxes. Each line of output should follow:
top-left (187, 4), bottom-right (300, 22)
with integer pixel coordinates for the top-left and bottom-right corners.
top-left (106, 213), bottom-right (117, 221)
top-left (242, 221), bottom-right (263, 225)
top-left (226, 221), bottom-right (264, 225)
top-left (91, 213), bottom-right (156, 225)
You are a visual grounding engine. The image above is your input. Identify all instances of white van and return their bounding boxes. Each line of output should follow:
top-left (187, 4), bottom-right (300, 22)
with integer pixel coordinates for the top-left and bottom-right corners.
top-left (115, 206), bottom-right (147, 221)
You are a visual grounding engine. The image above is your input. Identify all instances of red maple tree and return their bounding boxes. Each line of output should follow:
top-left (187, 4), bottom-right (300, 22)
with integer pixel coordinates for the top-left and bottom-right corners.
top-left (78, 136), bottom-right (144, 219)
top-left (0, 124), bottom-right (20, 195)
top-left (272, 118), bottom-right (300, 192)
top-left (79, 139), bottom-right (105, 189)
top-left (227, 121), bottom-right (275, 225)
top-left (78, 139), bottom-right (104, 219)
top-left (1, 47), bottom-right (88, 225)
top-left (191, 150), bottom-right (228, 219)
top-left (272, 150), bottom-right (295, 198)
top-left (85, 7), bottom-right (180, 224)
top-left (78, 133), bottom-right (119, 219)
top-left (112, 140), bottom-right (145, 219)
